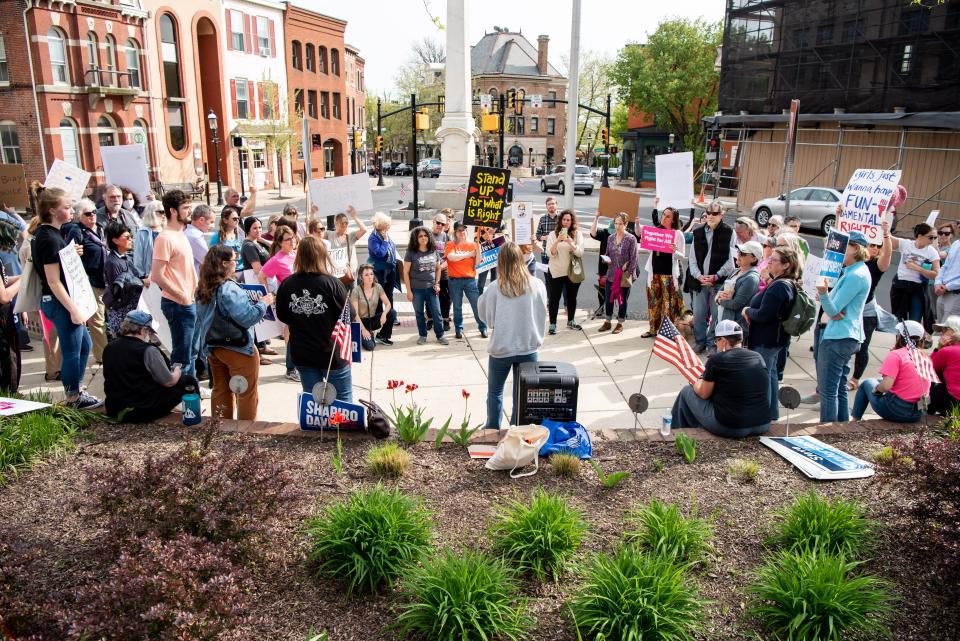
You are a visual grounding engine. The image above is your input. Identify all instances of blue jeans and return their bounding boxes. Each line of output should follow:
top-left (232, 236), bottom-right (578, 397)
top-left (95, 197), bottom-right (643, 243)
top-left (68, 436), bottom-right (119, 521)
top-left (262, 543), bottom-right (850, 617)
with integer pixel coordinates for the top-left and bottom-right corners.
top-left (852, 378), bottom-right (923, 422)
top-left (486, 352), bottom-right (537, 428)
top-left (40, 295), bottom-right (91, 398)
top-left (816, 337), bottom-right (860, 422)
top-left (603, 280), bottom-right (631, 321)
top-left (477, 268), bottom-right (497, 294)
top-left (413, 287), bottom-right (444, 338)
top-left (160, 297), bottom-right (197, 378)
top-left (691, 286), bottom-right (718, 349)
top-left (449, 277), bottom-right (487, 334)
top-left (298, 364), bottom-right (353, 403)
top-left (752, 345), bottom-right (783, 421)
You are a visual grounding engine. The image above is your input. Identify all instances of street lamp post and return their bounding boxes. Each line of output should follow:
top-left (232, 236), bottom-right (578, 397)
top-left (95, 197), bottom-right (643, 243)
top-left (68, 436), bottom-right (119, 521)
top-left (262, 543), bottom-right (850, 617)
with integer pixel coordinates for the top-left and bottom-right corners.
top-left (667, 133), bottom-right (675, 154)
top-left (207, 109), bottom-right (224, 206)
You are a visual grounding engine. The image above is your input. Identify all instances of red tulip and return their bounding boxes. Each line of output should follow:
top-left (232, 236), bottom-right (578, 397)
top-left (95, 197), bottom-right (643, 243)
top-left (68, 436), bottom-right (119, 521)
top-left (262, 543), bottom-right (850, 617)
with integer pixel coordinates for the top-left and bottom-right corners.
top-left (405, 383), bottom-right (419, 393)
top-left (329, 410), bottom-right (347, 426)
top-left (462, 389), bottom-right (470, 399)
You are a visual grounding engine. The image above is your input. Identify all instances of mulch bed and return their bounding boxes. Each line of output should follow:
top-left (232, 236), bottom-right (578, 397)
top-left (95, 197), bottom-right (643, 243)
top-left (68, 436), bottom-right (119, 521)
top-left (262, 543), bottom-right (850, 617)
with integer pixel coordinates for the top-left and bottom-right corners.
top-left (2, 421), bottom-right (958, 640)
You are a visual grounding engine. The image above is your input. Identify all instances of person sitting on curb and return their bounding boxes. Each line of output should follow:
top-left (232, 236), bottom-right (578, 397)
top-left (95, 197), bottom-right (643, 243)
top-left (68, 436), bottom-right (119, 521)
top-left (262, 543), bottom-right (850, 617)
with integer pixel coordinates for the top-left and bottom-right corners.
top-left (102, 310), bottom-right (198, 423)
top-left (670, 319), bottom-right (772, 438)
top-left (930, 315), bottom-right (960, 415)
top-left (851, 320), bottom-right (931, 423)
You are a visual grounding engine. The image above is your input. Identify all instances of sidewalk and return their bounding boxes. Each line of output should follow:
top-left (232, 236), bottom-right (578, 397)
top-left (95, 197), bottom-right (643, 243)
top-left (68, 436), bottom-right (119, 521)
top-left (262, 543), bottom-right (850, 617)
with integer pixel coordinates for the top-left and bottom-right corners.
top-left (19, 307), bottom-right (897, 432)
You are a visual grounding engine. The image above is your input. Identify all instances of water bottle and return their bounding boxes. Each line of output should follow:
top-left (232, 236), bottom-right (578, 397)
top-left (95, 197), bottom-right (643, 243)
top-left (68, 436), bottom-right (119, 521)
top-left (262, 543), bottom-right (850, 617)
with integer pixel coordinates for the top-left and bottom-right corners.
top-left (181, 385), bottom-right (201, 426)
top-left (660, 415), bottom-right (672, 437)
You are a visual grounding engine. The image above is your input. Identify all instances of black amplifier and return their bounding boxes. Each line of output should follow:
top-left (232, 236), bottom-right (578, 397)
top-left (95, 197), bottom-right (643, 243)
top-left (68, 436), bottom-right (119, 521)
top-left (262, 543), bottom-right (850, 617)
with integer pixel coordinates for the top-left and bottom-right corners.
top-left (516, 361), bottom-right (578, 424)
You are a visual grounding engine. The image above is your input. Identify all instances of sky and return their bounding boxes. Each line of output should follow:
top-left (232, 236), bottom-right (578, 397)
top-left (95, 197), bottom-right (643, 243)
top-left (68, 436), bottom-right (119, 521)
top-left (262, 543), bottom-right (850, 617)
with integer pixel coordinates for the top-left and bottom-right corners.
top-left (291, 0), bottom-right (726, 96)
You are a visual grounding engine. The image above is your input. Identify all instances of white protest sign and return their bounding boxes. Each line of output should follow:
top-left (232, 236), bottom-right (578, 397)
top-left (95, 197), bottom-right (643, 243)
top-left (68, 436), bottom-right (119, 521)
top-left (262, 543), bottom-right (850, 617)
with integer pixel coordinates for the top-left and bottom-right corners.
top-left (138, 282), bottom-right (172, 351)
top-left (838, 168), bottom-right (902, 245)
top-left (327, 246), bottom-right (349, 278)
top-left (0, 396), bottom-right (51, 417)
top-left (655, 152), bottom-right (694, 212)
top-left (44, 159), bottom-right (91, 204)
top-left (801, 254), bottom-right (824, 299)
top-left (58, 241), bottom-right (97, 322)
top-left (307, 173), bottom-right (373, 218)
top-left (101, 144), bottom-right (151, 203)
top-left (926, 210), bottom-right (940, 227)
top-left (511, 202), bottom-right (533, 245)
top-left (242, 270), bottom-right (283, 342)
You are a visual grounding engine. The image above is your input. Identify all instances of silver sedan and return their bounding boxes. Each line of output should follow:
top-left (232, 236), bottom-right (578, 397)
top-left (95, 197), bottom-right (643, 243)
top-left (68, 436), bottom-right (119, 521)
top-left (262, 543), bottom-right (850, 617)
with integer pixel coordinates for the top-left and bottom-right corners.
top-left (751, 187), bottom-right (842, 235)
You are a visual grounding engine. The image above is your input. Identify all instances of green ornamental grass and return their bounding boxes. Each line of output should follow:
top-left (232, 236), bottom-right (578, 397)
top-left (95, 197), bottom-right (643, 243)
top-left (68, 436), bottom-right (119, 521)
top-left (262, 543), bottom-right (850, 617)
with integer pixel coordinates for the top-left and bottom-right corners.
top-left (569, 545), bottom-right (707, 641)
top-left (367, 442), bottom-right (411, 477)
top-left (748, 547), bottom-right (894, 641)
top-left (303, 484), bottom-right (432, 595)
top-left (625, 499), bottom-right (713, 565)
top-left (393, 549), bottom-right (530, 641)
top-left (769, 491), bottom-right (875, 558)
top-left (490, 488), bottom-right (588, 581)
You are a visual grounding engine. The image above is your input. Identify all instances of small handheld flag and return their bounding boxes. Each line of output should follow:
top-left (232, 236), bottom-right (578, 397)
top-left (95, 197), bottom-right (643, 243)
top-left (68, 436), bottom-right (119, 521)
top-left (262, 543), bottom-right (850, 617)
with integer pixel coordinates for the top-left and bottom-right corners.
top-left (653, 317), bottom-right (705, 385)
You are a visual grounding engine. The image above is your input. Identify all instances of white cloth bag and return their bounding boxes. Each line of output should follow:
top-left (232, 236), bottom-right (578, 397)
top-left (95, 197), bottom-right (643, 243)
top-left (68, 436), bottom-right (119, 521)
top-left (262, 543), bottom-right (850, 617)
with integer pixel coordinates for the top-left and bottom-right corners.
top-left (485, 425), bottom-right (550, 478)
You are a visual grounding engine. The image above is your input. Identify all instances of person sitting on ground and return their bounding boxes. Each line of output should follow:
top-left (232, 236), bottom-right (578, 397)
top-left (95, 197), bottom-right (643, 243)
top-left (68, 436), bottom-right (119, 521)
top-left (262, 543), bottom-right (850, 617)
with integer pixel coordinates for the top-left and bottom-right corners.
top-left (351, 263), bottom-right (395, 350)
top-left (929, 315), bottom-right (960, 415)
top-left (670, 319), bottom-right (771, 438)
top-left (852, 320), bottom-right (931, 423)
top-left (102, 310), bottom-right (198, 423)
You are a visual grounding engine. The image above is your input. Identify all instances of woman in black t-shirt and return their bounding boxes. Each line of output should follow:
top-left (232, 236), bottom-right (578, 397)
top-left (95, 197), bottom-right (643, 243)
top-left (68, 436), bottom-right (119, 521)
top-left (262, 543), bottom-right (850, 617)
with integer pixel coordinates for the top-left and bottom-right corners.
top-left (0, 222), bottom-right (22, 392)
top-left (33, 187), bottom-right (101, 409)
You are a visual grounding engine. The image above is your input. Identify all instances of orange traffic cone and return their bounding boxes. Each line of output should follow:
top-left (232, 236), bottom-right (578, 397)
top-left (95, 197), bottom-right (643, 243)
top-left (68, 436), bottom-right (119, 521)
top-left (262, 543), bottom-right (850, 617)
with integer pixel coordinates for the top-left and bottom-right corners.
top-left (698, 185), bottom-right (705, 203)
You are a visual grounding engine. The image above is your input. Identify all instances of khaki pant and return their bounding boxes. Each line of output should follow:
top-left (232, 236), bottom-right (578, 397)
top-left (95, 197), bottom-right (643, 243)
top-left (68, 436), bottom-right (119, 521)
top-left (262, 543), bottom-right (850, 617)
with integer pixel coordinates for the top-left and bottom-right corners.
top-left (207, 346), bottom-right (260, 420)
top-left (88, 287), bottom-right (108, 363)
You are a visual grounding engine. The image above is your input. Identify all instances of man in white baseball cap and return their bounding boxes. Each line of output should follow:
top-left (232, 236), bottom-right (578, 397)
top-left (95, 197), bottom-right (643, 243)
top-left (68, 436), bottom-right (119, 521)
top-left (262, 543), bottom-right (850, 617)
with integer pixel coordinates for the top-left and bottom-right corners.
top-left (670, 319), bottom-right (772, 437)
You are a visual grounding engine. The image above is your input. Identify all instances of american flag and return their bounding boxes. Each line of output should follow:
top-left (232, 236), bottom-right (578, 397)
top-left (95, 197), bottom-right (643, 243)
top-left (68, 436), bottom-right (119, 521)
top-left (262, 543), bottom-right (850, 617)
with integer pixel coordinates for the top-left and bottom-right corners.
top-left (653, 317), bottom-right (705, 385)
top-left (899, 324), bottom-right (939, 384)
top-left (457, 184), bottom-right (466, 193)
top-left (331, 300), bottom-right (352, 361)
top-left (399, 182), bottom-right (409, 199)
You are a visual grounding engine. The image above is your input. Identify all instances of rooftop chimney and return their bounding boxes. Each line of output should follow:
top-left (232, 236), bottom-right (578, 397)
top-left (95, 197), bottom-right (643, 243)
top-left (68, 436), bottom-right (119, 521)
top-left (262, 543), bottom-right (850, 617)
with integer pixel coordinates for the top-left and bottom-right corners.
top-left (537, 35), bottom-right (549, 76)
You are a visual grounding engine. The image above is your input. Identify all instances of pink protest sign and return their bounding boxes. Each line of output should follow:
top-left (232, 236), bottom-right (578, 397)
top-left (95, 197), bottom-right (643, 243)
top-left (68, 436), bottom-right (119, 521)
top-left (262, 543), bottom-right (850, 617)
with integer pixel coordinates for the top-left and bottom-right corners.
top-left (640, 226), bottom-right (675, 253)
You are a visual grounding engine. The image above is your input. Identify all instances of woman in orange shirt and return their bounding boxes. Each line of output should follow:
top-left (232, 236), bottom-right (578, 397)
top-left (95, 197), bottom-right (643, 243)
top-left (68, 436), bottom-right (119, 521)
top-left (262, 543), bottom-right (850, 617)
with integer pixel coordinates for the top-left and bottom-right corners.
top-left (444, 222), bottom-right (489, 339)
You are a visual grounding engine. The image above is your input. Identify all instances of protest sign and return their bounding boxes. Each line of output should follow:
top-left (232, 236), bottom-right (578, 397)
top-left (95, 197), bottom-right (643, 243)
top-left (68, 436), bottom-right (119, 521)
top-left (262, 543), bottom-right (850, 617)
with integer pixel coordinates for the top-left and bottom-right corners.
top-left (239, 278), bottom-right (283, 342)
top-left (44, 159), bottom-right (91, 204)
top-left (801, 254), bottom-right (823, 299)
top-left (298, 393), bottom-right (366, 431)
top-left (351, 322), bottom-right (362, 363)
top-left (307, 173), bottom-right (373, 219)
top-left (463, 165), bottom-right (510, 228)
top-left (0, 396), bottom-right (51, 417)
top-left (819, 230), bottom-right (849, 287)
top-left (760, 435), bottom-right (874, 480)
top-left (639, 226), bottom-right (675, 253)
top-left (327, 246), bottom-right (350, 278)
top-left (0, 164), bottom-right (28, 208)
top-left (838, 168), bottom-right (902, 244)
top-left (101, 144), bottom-right (151, 202)
top-left (477, 235), bottom-right (506, 274)
top-left (511, 201), bottom-right (533, 245)
top-left (926, 210), bottom-right (940, 227)
top-left (138, 283), bottom-right (172, 351)
top-left (597, 188), bottom-right (641, 221)
top-left (655, 152), bottom-right (695, 211)
top-left (58, 241), bottom-right (97, 322)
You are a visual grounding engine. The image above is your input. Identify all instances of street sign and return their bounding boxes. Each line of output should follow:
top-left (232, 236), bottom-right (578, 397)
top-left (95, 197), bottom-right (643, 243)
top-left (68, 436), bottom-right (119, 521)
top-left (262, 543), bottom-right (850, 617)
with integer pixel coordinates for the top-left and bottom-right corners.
top-left (479, 95), bottom-right (492, 111)
top-left (598, 153), bottom-right (610, 159)
top-left (530, 94), bottom-right (543, 108)
top-left (594, 147), bottom-right (604, 153)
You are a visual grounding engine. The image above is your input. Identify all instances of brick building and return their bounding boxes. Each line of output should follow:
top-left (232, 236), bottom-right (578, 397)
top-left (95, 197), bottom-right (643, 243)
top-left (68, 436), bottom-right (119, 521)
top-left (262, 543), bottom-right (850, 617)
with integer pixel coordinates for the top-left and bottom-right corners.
top-left (471, 29), bottom-right (567, 174)
top-left (283, 3), bottom-right (350, 183)
top-left (344, 42), bottom-right (366, 174)
top-left (0, 0), bottom-right (153, 194)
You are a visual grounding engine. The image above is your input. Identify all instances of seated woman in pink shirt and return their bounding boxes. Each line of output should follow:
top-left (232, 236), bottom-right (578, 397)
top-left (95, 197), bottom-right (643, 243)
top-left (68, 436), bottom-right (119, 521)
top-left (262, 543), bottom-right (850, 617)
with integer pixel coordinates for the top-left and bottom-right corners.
top-left (929, 315), bottom-right (960, 415)
top-left (259, 224), bottom-right (299, 381)
top-left (852, 320), bottom-right (930, 423)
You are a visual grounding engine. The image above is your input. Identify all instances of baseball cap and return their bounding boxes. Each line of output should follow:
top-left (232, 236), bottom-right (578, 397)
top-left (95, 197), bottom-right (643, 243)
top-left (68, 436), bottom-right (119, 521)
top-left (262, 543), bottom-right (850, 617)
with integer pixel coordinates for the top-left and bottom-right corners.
top-left (736, 241), bottom-right (764, 262)
top-left (715, 319), bottom-right (744, 338)
top-left (847, 230), bottom-right (869, 247)
top-left (433, 213), bottom-right (448, 225)
top-left (735, 216), bottom-right (753, 226)
top-left (896, 320), bottom-right (925, 338)
top-left (453, 221), bottom-right (467, 232)
top-left (934, 316), bottom-right (960, 333)
top-left (125, 310), bottom-right (153, 328)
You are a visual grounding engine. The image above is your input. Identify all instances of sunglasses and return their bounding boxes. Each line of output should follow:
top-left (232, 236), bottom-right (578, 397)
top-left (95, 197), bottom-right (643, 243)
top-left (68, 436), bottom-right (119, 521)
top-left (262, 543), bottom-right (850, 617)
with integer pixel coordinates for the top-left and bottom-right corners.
top-left (81, 211), bottom-right (95, 217)
top-left (707, 211), bottom-right (722, 216)
top-left (939, 230), bottom-right (953, 236)
top-left (927, 235), bottom-right (938, 240)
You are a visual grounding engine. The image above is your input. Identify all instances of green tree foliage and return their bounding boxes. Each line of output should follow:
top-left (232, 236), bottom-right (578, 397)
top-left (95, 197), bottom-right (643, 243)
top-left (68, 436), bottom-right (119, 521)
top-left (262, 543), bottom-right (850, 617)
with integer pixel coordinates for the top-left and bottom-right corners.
top-left (610, 18), bottom-right (722, 165)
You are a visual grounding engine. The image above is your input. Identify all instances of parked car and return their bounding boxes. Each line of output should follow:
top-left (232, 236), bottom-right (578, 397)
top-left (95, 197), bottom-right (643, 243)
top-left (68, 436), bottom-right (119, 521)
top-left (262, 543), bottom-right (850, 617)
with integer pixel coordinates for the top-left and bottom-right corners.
top-left (394, 163), bottom-right (414, 176)
top-left (751, 187), bottom-right (842, 234)
top-left (419, 158), bottom-right (441, 177)
top-left (590, 167), bottom-right (603, 179)
top-left (540, 164), bottom-right (594, 195)
top-left (382, 162), bottom-right (399, 176)
top-left (607, 165), bottom-right (621, 179)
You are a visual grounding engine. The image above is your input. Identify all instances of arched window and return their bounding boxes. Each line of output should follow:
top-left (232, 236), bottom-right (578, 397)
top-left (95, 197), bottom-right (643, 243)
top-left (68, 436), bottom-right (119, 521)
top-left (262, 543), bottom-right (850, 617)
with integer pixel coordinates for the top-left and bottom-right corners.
top-left (331, 48), bottom-right (340, 76)
top-left (489, 87), bottom-right (498, 99)
top-left (133, 119), bottom-right (150, 171)
top-left (47, 28), bottom-right (69, 84)
top-left (104, 35), bottom-right (117, 86)
top-left (86, 31), bottom-right (100, 85)
top-left (305, 43), bottom-right (315, 72)
top-left (159, 14), bottom-right (186, 152)
top-left (97, 115), bottom-right (117, 148)
top-left (291, 40), bottom-right (302, 70)
top-left (318, 46), bottom-right (327, 74)
top-left (58, 118), bottom-right (81, 168)
top-left (125, 39), bottom-right (141, 89)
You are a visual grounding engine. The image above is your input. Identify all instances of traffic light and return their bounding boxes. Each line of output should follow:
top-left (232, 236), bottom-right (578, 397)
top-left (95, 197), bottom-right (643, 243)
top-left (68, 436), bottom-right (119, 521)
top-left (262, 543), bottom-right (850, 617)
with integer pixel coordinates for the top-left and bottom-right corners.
top-left (610, 144), bottom-right (618, 155)
top-left (515, 89), bottom-right (525, 115)
top-left (415, 107), bottom-right (430, 130)
top-left (505, 89), bottom-right (515, 111)
top-left (375, 135), bottom-right (383, 153)
top-left (601, 128), bottom-right (609, 145)
top-left (353, 130), bottom-right (362, 147)
top-left (481, 109), bottom-right (499, 132)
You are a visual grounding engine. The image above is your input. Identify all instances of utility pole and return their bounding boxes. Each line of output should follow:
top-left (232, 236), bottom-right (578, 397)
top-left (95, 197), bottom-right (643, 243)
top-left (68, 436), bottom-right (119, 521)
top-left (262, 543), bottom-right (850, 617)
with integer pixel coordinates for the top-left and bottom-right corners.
top-left (563, 0), bottom-right (582, 212)
top-left (376, 98), bottom-right (384, 187)
top-left (601, 94), bottom-right (611, 188)
top-left (498, 92), bottom-right (506, 168)
top-left (410, 92), bottom-right (420, 223)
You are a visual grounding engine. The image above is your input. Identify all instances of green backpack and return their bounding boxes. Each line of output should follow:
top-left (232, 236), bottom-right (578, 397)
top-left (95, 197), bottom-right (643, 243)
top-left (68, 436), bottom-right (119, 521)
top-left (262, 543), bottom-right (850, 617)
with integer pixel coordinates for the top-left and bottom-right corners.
top-left (782, 281), bottom-right (816, 337)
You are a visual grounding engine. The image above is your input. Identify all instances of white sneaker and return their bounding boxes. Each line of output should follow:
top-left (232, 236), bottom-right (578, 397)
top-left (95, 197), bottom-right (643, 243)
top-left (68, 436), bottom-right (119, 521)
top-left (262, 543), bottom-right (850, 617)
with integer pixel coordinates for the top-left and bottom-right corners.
top-left (198, 385), bottom-right (212, 400)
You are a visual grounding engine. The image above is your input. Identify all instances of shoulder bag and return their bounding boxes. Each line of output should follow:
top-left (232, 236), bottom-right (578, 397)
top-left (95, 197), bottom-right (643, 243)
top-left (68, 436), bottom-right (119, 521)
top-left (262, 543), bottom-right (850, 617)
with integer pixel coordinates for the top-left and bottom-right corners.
top-left (13, 238), bottom-right (41, 314)
top-left (206, 287), bottom-right (251, 349)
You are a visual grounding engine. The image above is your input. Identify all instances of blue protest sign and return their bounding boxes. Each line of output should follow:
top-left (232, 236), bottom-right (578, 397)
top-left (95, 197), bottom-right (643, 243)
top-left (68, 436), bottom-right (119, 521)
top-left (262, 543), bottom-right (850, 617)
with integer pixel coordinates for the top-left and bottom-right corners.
top-left (298, 393), bottom-right (366, 431)
top-left (477, 235), bottom-right (506, 274)
top-left (818, 230), bottom-right (849, 287)
top-left (351, 322), bottom-right (362, 363)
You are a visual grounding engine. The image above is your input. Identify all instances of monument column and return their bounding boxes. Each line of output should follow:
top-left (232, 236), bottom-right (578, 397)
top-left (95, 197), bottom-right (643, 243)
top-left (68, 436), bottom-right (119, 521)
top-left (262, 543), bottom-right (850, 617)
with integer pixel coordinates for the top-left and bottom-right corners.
top-left (426, 0), bottom-right (477, 207)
